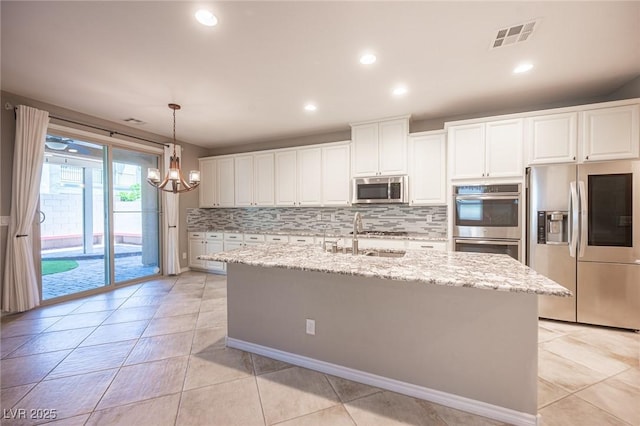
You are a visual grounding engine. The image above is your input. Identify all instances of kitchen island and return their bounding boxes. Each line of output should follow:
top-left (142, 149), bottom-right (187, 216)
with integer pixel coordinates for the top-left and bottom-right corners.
top-left (201, 244), bottom-right (570, 426)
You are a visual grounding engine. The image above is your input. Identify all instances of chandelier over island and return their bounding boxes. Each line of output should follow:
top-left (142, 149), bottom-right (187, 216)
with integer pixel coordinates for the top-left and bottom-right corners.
top-left (147, 103), bottom-right (200, 193)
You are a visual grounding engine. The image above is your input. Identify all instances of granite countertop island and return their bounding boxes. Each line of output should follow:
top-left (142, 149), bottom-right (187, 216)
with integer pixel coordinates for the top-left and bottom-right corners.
top-left (207, 243), bottom-right (567, 425)
top-left (200, 243), bottom-right (571, 297)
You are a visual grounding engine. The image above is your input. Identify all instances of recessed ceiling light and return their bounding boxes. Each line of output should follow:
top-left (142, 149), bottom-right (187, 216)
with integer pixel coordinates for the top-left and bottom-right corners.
top-left (513, 62), bottom-right (533, 74)
top-left (392, 86), bottom-right (408, 96)
top-left (195, 9), bottom-right (218, 27)
top-left (359, 53), bottom-right (377, 65)
top-left (304, 104), bottom-right (317, 112)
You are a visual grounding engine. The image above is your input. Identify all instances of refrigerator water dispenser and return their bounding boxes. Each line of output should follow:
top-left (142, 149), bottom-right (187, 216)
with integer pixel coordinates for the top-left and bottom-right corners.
top-left (537, 211), bottom-right (568, 244)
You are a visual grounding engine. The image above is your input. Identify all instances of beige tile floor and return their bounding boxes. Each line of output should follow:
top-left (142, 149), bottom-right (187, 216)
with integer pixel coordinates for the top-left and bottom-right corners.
top-left (1, 272), bottom-right (638, 425)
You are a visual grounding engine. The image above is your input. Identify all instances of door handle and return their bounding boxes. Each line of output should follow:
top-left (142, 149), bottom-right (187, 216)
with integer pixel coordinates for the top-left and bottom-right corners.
top-left (569, 182), bottom-right (578, 258)
top-left (578, 181), bottom-right (587, 258)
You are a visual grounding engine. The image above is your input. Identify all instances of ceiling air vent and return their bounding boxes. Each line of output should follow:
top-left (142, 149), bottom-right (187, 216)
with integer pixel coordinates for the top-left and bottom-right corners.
top-left (123, 117), bottom-right (145, 125)
top-left (491, 20), bottom-right (537, 49)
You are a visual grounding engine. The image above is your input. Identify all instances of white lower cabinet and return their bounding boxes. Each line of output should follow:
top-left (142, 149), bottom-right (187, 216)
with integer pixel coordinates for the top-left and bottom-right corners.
top-left (244, 233), bottom-right (266, 246)
top-left (356, 238), bottom-right (447, 251)
top-left (223, 233), bottom-right (244, 251)
top-left (188, 233), bottom-right (206, 269)
top-left (204, 233), bottom-right (225, 273)
top-left (289, 235), bottom-right (316, 245)
top-left (266, 234), bottom-right (289, 243)
top-left (405, 240), bottom-right (447, 251)
top-left (188, 232), bottom-right (225, 273)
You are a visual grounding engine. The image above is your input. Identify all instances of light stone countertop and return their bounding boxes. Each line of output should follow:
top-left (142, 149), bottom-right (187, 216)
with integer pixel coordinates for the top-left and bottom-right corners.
top-left (200, 243), bottom-right (571, 297)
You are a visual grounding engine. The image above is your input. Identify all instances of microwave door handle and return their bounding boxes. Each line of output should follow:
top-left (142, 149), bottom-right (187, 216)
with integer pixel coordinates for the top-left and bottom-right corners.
top-left (569, 181), bottom-right (579, 258)
top-left (578, 180), bottom-right (587, 258)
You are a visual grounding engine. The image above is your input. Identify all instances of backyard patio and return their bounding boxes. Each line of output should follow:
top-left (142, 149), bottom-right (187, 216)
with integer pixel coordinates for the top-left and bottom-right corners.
top-left (41, 245), bottom-right (160, 300)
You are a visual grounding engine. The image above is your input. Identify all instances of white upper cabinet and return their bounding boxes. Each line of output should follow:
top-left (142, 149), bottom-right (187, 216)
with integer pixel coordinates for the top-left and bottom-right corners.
top-left (351, 117), bottom-right (408, 177)
top-left (275, 150), bottom-right (297, 206)
top-left (448, 119), bottom-right (523, 180)
top-left (198, 158), bottom-right (217, 208)
top-left (526, 112), bottom-right (578, 165)
top-left (484, 119), bottom-right (523, 178)
top-left (408, 132), bottom-right (446, 205)
top-left (581, 104), bottom-right (640, 162)
top-left (448, 123), bottom-right (486, 179)
top-left (322, 142), bottom-right (351, 206)
top-left (351, 123), bottom-right (379, 176)
top-left (378, 119), bottom-right (408, 175)
top-left (254, 153), bottom-right (275, 206)
top-left (234, 153), bottom-right (275, 207)
top-left (234, 155), bottom-right (254, 207)
top-left (297, 147), bottom-right (323, 206)
top-left (198, 156), bottom-right (233, 207)
top-left (217, 156), bottom-right (235, 207)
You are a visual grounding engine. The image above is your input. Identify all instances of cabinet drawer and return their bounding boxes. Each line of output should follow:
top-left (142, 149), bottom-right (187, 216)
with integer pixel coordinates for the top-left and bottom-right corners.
top-left (205, 232), bottom-right (223, 240)
top-left (224, 233), bottom-right (243, 241)
top-left (244, 234), bottom-right (266, 242)
top-left (266, 235), bottom-right (289, 243)
top-left (189, 232), bottom-right (205, 239)
top-left (406, 241), bottom-right (447, 251)
top-left (289, 235), bottom-right (316, 245)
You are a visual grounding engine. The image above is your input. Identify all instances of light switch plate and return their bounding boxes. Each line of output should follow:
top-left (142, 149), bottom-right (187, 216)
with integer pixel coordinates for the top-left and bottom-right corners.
top-left (0, 216), bottom-right (9, 226)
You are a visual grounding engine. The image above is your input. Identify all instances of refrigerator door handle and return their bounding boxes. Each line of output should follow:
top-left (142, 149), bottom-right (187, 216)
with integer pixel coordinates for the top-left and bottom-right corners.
top-left (569, 181), bottom-right (579, 258)
top-left (578, 180), bottom-right (587, 258)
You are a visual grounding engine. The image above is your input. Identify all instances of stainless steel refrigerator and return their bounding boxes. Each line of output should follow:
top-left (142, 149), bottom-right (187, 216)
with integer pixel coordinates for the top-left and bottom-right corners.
top-left (527, 160), bottom-right (640, 330)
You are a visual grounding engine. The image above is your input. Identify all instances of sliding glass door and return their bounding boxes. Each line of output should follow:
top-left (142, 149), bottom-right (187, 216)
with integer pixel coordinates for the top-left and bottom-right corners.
top-left (39, 134), bottom-right (161, 301)
top-left (40, 139), bottom-right (109, 300)
top-left (112, 148), bottom-right (160, 283)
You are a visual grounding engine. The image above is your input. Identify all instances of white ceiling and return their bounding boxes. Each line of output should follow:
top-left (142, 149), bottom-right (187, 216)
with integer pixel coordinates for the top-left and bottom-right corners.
top-left (2, 1), bottom-right (639, 149)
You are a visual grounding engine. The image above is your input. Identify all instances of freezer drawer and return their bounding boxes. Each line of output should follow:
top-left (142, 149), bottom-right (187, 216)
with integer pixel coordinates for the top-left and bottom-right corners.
top-left (535, 245), bottom-right (576, 322)
top-left (577, 262), bottom-right (640, 330)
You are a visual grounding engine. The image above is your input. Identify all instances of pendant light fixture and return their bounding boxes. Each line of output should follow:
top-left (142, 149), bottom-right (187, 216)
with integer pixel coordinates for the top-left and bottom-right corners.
top-left (147, 103), bottom-right (200, 193)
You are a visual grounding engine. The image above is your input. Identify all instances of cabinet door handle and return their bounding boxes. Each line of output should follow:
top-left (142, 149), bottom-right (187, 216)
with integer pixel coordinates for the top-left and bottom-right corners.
top-left (585, 155), bottom-right (589, 160)
top-left (573, 156), bottom-right (576, 161)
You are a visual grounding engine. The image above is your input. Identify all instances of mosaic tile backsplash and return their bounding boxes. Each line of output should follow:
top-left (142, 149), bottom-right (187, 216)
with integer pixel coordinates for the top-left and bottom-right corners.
top-left (187, 205), bottom-right (447, 238)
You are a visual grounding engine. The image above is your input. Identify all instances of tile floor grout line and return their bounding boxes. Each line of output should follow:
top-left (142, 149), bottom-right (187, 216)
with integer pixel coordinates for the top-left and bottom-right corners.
top-left (252, 370), bottom-right (269, 426)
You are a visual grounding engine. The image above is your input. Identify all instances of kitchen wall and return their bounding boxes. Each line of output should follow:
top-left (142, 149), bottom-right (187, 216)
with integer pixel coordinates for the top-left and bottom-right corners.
top-left (187, 205), bottom-right (447, 238)
top-left (0, 91), bottom-right (207, 286)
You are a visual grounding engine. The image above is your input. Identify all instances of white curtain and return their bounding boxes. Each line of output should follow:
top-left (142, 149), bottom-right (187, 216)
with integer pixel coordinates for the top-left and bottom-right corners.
top-left (2, 106), bottom-right (50, 312)
top-left (163, 144), bottom-right (181, 275)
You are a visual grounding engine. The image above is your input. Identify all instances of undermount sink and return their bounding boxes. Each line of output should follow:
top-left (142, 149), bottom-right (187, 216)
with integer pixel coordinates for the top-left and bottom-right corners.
top-left (363, 250), bottom-right (406, 258)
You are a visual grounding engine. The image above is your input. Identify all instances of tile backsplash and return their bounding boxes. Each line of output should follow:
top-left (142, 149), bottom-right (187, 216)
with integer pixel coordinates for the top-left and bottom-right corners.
top-left (187, 205), bottom-right (447, 238)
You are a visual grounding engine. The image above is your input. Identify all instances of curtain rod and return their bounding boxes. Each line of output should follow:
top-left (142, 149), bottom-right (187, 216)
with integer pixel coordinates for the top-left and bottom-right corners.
top-left (6, 102), bottom-right (170, 148)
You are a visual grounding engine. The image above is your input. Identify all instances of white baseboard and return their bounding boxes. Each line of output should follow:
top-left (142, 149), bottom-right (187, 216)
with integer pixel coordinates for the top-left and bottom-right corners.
top-left (227, 338), bottom-right (539, 426)
top-left (180, 266), bottom-right (191, 273)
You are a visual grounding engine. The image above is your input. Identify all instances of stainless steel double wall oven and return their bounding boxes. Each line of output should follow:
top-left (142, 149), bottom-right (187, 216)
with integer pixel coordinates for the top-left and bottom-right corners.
top-left (453, 184), bottom-right (522, 261)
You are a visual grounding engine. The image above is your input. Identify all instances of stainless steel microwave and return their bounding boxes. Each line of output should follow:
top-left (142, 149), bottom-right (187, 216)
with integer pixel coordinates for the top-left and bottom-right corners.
top-left (352, 176), bottom-right (408, 204)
